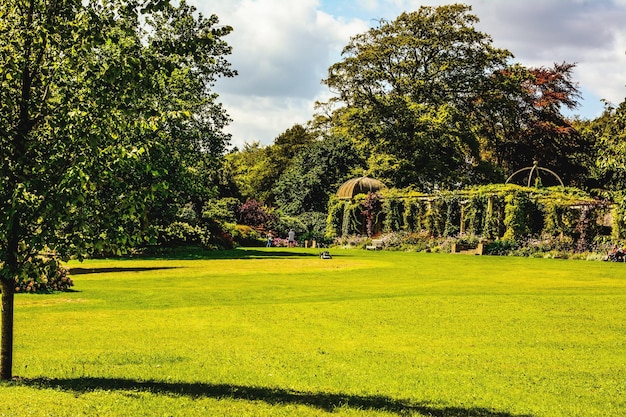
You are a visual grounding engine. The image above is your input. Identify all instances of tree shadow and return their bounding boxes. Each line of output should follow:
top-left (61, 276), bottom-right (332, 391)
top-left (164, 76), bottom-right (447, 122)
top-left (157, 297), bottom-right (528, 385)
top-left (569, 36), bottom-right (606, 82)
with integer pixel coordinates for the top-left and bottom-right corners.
top-left (69, 267), bottom-right (179, 275)
top-left (16, 377), bottom-right (533, 417)
top-left (126, 248), bottom-right (328, 261)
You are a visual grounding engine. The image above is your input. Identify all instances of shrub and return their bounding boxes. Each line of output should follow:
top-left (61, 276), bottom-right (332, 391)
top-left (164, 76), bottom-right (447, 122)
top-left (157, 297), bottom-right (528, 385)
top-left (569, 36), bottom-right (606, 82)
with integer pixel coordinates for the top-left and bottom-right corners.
top-left (238, 199), bottom-right (276, 228)
top-left (157, 221), bottom-right (210, 247)
top-left (176, 202), bottom-right (198, 225)
top-left (227, 224), bottom-right (264, 247)
top-left (484, 239), bottom-right (520, 256)
top-left (202, 197), bottom-right (240, 224)
top-left (295, 212), bottom-right (328, 243)
top-left (270, 215), bottom-right (306, 242)
top-left (16, 257), bottom-right (74, 293)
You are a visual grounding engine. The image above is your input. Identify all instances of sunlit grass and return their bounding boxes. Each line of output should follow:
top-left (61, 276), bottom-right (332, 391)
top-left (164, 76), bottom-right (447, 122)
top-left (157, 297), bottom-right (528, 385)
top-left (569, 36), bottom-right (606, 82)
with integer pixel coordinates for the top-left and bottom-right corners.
top-left (1, 248), bottom-right (625, 416)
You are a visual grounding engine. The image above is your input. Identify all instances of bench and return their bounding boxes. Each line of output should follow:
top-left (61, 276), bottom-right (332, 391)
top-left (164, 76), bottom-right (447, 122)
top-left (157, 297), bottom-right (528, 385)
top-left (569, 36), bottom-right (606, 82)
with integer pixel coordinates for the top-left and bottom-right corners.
top-left (451, 242), bottom-right (484, 255)
top-left (366, 239), bottom-right (384, 250)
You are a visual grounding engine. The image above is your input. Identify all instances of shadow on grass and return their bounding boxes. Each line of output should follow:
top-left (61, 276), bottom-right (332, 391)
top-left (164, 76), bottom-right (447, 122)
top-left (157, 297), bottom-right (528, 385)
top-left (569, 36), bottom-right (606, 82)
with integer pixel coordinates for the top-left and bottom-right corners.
top-left (69, 267), bottom-right (179, 275)
top-left (17, 377), bottom-right (533, 417)
top-left (128, 247), bottom-right (330, 261)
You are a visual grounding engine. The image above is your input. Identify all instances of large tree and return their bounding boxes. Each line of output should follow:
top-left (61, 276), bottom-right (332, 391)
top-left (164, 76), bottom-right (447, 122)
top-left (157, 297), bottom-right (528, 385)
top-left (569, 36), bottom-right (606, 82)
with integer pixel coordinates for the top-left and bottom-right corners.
top-left (321, 4), bottom-right (511, 190)
top-left (474, 62), bottom-right (586, 185)
top-left (0, 0), bottom-right (235, 379)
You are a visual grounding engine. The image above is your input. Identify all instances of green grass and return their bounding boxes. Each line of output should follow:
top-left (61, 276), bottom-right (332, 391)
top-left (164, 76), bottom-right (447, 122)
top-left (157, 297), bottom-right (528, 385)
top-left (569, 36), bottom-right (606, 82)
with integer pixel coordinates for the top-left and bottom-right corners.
top-left (1, 248), bottom-right (625, 416)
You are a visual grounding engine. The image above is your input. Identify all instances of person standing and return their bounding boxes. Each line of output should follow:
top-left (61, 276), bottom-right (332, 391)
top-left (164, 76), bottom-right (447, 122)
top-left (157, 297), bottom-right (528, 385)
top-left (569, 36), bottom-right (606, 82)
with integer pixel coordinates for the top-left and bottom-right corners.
top-left (288, 229), bottom-right (296, 247)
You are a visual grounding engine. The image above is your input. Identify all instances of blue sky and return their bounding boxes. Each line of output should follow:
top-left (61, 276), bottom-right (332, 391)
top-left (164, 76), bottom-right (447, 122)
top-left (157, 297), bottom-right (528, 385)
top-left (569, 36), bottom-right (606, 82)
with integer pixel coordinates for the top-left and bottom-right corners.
top-left (192, 0), bottom-right (626, 148)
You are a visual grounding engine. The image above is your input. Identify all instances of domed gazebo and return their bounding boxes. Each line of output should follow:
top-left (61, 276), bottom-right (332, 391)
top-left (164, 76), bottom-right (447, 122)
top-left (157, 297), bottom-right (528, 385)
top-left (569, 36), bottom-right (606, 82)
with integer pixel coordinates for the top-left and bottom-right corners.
top-left (337, 176), bottom-right (386, 200)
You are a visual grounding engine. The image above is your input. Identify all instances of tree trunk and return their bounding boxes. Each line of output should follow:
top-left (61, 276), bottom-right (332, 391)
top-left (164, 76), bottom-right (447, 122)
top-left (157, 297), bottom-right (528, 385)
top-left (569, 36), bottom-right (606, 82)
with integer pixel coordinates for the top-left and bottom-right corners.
top-left (0, 279), bottom-right (15, 380)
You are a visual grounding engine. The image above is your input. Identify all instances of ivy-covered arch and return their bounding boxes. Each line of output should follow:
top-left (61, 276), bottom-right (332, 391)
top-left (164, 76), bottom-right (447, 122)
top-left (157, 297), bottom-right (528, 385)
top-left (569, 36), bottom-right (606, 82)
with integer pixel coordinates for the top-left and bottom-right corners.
top-left (326, 184), bottom-right (615, 249)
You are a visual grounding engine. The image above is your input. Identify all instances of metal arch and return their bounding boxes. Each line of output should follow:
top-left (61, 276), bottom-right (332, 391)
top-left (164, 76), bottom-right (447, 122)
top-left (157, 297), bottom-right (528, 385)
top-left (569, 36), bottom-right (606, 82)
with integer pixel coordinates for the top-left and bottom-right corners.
top-left (505, 162), bottom-right (565, 188)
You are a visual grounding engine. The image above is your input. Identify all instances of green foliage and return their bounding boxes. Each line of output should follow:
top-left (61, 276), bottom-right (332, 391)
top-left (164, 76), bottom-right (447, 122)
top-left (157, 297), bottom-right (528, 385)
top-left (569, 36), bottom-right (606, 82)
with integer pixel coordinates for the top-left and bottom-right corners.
top-left (610, 191), bottom-right (626, 240)
top-left (157, 222), bottom-right (210, 248)
top-left (381, 195), bottom-right (402, 234)
top-left (443, 196), bottom-right (461, 237)
top-left (325, 196), bottom-right (345, 239)
top-left (294, 212), bottom-right (328, 242)
top-left (202, 197), bottom-right (240, 224)
top-left (463, 194), bottom-right (486, 236)
top-left (321, 5), bottom-right (511, 189)
top-left (271, 124), bottom-right (315, 169)
top-left (482, 195), bottom-right (502, 239)
top-left (226, 224), bottom-right (263, 247)
top-left (593, 100), bottom-right (626, 189)
top-left (274, 135), bottom-right (363, 216)
top-left (330, 184), bottom-right (613, 254)
top-left (224, 142), bottom-right (276, 203)
top-left (503, 192), bottom-right (533, 241)
top-left (14, 258), bottom-right (73, 294)
top-left (224, 125), bottom-right (315, 204)
top-left (268, 215), bottom-right (305, 242)
top-left (341, 201), bottom-right (362, 237)
top-left (402, 198), bottom-right (423, 233)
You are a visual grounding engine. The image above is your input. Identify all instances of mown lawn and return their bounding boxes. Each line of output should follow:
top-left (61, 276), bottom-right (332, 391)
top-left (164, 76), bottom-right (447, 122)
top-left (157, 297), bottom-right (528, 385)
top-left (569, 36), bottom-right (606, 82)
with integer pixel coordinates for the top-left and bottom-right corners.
top-left (0, 248), bottom-right (624, 416)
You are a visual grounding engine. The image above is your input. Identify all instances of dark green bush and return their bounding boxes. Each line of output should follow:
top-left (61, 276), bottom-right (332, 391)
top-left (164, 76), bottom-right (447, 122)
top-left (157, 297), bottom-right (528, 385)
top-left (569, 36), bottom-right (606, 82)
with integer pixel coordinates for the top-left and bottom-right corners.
top-left (15, 257), bottom-right (74, 293)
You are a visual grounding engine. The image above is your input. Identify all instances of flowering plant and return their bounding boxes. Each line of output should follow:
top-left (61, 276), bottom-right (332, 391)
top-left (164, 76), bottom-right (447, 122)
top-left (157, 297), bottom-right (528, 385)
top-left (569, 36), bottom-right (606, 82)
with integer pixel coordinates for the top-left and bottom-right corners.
top-left (271, 237), bottom-right (298, 247)
top-left (15, 258), bottom-right (74, 293)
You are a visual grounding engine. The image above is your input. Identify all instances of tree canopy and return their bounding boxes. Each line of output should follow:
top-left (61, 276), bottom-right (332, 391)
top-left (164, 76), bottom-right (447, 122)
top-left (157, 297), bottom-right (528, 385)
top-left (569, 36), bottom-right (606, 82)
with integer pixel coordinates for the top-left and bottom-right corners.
top-left (314, 4), bottom-right (589, 191)
top-left (321, 5), bottom-right (512, 190)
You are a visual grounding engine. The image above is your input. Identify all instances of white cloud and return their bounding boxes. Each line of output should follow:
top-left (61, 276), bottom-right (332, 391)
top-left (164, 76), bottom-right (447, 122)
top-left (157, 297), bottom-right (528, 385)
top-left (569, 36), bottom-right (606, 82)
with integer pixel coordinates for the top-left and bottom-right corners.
top-left (218, 94), bottom-right (313, 147)
top-left (471, 0), bottom-right (626, 116)
top-left (193, 0), bottom-right (367, 146)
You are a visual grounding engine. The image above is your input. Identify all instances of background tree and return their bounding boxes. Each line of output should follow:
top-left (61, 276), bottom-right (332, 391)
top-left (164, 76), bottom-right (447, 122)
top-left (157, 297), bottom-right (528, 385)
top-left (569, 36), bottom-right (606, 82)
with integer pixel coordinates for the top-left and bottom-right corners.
top-left (590, 99), bottom-right (626, 189)
top-left (224, 141), bottom-right (274, 202)
top-left (225, 124), bottom-right (314, 204)
top-left (321, 5), bottom-right (511, 190)
top-left (0, 0), bottom-right (235, 380)
top-left (129, 1), bottom-right (237, 236)
top-left (274, 135), bottom-right (363, 215)
top-left (474, 62), bottom-right (587, 185)
top-left (270, 124), bottom-right (315, 168)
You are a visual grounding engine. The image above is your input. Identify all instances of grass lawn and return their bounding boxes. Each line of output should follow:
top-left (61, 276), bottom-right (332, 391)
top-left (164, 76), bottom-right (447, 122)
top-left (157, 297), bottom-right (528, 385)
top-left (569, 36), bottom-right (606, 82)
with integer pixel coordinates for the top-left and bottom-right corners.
top-left (0, 248), bottom-right (624, 416)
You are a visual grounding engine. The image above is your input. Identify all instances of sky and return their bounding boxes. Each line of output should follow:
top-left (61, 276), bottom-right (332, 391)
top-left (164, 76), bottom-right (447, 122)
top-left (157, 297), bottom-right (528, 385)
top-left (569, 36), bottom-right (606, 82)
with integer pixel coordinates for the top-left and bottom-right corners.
top-left (190, 0), bottom-right (626, 148)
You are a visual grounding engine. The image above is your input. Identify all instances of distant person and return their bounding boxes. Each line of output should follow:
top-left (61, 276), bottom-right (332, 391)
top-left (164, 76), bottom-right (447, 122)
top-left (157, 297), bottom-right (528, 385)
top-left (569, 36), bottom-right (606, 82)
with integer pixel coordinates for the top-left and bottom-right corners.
top-left (288, 229), bottom-right (296, 247)
top-left (606, 245), bottom-right (625, 261)
top-left (266, 232), bottom-right (273, 247)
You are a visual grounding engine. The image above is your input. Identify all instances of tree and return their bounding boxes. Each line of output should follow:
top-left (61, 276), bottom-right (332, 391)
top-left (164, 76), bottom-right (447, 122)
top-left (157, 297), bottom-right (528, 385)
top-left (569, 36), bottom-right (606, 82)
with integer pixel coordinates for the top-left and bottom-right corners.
top-left (590, 99), bottom-right (626, 189)
top-left (225, 124), bottom-right (315, 204)
top-left (320, 5), bottom-right (511, 190)
top-left (0, 0), bottom-right (235, 380)
top-left (224, 141), bottom-right (275, 202)
top-left (274, 135), bottom-right (363, 215)
top-left (474, 62), bottom-right (587, 185)
top-left (270, 124), bottom-right (315, 167)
